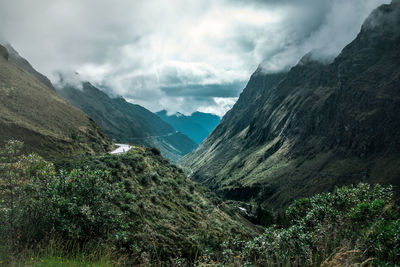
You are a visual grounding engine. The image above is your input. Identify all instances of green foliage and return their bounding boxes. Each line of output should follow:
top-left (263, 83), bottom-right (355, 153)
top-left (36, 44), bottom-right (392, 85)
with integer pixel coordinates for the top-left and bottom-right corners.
top-left (202, 183), bottom-right (400, 266)
top-left (0, 141), bottom-right (251, 265)
top-left (0, 140), bottom-right (56, 248)
top-left (5, 139), bottom-right (397, 266)
top-left (50, 168), bottom-right (127, 244)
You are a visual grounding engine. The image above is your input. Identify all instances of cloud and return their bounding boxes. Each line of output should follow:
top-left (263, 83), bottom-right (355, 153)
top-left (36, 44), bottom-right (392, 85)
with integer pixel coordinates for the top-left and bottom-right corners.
top-left (258, 0), bottom-right (390, 72)
top-left (0, 0), bottom-right (389, 116)
top-left (198, 97), bottom-right (239, 117)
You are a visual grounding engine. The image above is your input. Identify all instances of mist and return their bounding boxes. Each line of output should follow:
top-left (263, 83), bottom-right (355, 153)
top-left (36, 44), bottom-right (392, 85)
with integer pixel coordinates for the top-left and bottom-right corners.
top-left (0, 0), bottom-right (389, 115)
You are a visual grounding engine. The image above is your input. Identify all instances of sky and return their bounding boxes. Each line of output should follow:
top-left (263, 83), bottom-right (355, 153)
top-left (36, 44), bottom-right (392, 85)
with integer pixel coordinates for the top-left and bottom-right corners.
top-left (0, 0), bottom-right (389, 116)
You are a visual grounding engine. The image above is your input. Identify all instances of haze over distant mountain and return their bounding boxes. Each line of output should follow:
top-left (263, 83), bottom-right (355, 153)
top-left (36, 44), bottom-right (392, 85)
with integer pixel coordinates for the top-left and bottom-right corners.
top-left (57, 82), bottom-right (197, 162)
top-left (0, 44), bottom-right (112, 157)
top-left (156, 110), bottom-right (220, 144)
top-left (182, 0), bottom-right (400, 210)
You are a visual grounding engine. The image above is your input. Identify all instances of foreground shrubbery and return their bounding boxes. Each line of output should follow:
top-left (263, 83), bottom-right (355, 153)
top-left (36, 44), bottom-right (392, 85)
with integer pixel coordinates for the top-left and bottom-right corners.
top-left (0, 140), bottom-right (250, 265)
top-left (202, 183), bottom-right (400, 266)
top-left (0, 141), bottom-right (131, 265)
top-left (1, 140), bottom-right (399, 266)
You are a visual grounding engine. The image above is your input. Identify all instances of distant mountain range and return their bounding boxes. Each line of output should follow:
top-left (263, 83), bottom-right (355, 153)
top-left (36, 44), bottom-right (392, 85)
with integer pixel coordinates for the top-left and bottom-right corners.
top-left (57, 82), bottom-right (197, 162)
top-left (0, 44), bottom-right (112, 157)
top-left (182, 1), bottom-right (400, 210)
top-left (156, 110), bottom-right (220, 144)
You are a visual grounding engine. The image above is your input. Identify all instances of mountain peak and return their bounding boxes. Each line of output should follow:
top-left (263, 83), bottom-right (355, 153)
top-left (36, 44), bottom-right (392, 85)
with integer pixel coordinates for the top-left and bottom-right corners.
top-left (182, 1), bottom-right (400, 209)
top-left (157, 110), bottom-right (220, 144)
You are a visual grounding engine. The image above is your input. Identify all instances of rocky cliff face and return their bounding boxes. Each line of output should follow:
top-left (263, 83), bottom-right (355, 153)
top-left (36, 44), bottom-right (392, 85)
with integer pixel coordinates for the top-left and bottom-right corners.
top-left (182, 1), bottom-right (400, 209)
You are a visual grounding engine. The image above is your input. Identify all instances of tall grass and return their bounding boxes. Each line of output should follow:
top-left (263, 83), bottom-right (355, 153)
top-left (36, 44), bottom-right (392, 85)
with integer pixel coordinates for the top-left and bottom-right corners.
top-left (1, 239), bottom-right (127, 267)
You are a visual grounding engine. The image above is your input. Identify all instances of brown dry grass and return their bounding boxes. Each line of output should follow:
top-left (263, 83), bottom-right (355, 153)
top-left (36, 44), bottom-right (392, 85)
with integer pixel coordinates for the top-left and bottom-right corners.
top-left (321, 248), bottom-right (373, 267)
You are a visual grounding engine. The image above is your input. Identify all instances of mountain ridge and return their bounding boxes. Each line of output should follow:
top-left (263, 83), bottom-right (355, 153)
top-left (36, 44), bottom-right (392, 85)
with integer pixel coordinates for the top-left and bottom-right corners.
top-left (57, 82), bottom-right (197, 162)
top-left (156, 110), bottom-right (220, 144)
top-left (181, 0), bottom-right (400, 209)
top-left (0, 44), bottom-right (112, 157)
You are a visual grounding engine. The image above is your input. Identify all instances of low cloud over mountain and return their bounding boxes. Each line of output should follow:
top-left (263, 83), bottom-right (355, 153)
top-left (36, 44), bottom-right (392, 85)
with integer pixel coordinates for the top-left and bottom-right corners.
top-left (0, 0), bottom-right (388, 115)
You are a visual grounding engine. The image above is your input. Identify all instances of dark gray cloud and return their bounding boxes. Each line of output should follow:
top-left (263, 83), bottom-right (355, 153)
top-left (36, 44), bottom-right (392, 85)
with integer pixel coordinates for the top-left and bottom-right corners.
top-left (161, 83), bottom-right (246, 98)
top-left (0, 0), bottom-right (388, 115)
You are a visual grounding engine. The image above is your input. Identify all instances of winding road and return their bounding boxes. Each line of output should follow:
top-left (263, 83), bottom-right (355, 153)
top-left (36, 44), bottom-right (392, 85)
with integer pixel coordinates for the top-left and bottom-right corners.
top-left (110, 144), bottom-right (133, 154)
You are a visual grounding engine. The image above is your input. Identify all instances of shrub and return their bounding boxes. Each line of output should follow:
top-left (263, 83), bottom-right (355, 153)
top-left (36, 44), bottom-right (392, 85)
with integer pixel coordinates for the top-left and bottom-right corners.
top-left (213, 183), bottom-right (400, 266)
top-left (0, 141), bottom-right (128, 256)
top-left (50, 168), bottom-right (126, 244)
top-left (1, 142), bottom-right (251, 265)
top-left (0, 140), bottom-right (56, 248)
top-left (150, 147), bottom-right (161, 156)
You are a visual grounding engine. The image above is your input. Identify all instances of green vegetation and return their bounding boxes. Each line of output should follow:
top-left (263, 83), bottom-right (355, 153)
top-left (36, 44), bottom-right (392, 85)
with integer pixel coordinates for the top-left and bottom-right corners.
top-left (198, 183), bottom-right (400, 266)
top-left (0, 140), bottom-right (252, 265)
top-left (1, 140), bottom-right (398, 266)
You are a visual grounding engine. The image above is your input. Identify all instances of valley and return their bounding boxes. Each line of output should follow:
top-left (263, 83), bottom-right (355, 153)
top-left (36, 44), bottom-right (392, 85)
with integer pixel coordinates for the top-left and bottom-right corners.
top-left (0, 0), bottom-right (400, 266)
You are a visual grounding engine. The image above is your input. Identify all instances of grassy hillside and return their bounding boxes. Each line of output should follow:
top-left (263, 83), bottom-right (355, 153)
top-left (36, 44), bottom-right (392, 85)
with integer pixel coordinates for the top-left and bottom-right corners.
top-left (1, 141), bottom-right (398, 266)
top-left (57, 82), bottom-right (197, 162)
top-left (0, 141), bottom-right (254, 265)
top-left (0, 44), bottom-right (112, 158)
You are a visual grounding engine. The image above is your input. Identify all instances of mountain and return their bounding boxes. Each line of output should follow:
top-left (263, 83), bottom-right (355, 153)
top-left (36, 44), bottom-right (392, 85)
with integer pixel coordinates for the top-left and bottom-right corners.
top-left (181, 1), bottom-right (400, 210)
top-left (156, 110), bottom-right (220, 144)
top-left (3, 44), bottom-right (55, 90)
top-left (0, 44), bottom-right (112, 157)
top-left (57, 82), bottom-right (197, 162)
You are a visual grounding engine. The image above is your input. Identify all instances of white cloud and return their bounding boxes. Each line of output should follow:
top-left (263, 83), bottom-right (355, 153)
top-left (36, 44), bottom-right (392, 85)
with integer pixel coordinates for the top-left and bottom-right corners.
top-left (0, 0), bottom-right (389, 116)
top-left (198, 97), bottom-right (239, 117)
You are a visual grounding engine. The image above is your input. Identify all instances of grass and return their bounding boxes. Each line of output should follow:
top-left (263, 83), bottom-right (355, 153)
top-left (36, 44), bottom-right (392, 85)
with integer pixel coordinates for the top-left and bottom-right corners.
top-left (0, 142), bottom-right (254, 265)
top-left (2, 240), bottom-right (126, 267)
top-left (0, 45), bottom-right (112, 158)
top-left (2, 141), bottom-right (398, 266)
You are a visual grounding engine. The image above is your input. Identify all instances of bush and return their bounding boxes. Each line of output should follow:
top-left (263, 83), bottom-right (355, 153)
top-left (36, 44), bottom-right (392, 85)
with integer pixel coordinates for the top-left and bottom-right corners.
top-left (1, 141), bottom-right (252, 265)
top-left (50, 168), bottom-right (126, 244)
top-left (211, 183), bottom-right (400, 266)
top-left (150, 147), bottom-right (161, 156)
top-left (0, 140), bottom-right (56, 248)
top-left (0, 141), bottom-right (129, 256)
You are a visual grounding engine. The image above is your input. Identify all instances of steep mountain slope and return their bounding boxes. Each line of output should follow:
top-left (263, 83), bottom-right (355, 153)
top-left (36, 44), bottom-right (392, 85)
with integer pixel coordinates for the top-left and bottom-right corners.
top-left (0, 44), bottom-right (112, 157)
top-left (57, 83), bottom-right (197, 162)
top-left (157, 110), bottom-right (220, 144)
top-left (182, 1), bottom-right (400, 210)
top-left (3, 44), bottom-right (55, 90)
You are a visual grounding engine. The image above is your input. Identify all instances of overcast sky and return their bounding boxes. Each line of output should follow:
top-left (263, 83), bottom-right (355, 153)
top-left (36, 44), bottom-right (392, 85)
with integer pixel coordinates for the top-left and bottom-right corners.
top-left (0, 0), bottom-right (388, 116)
